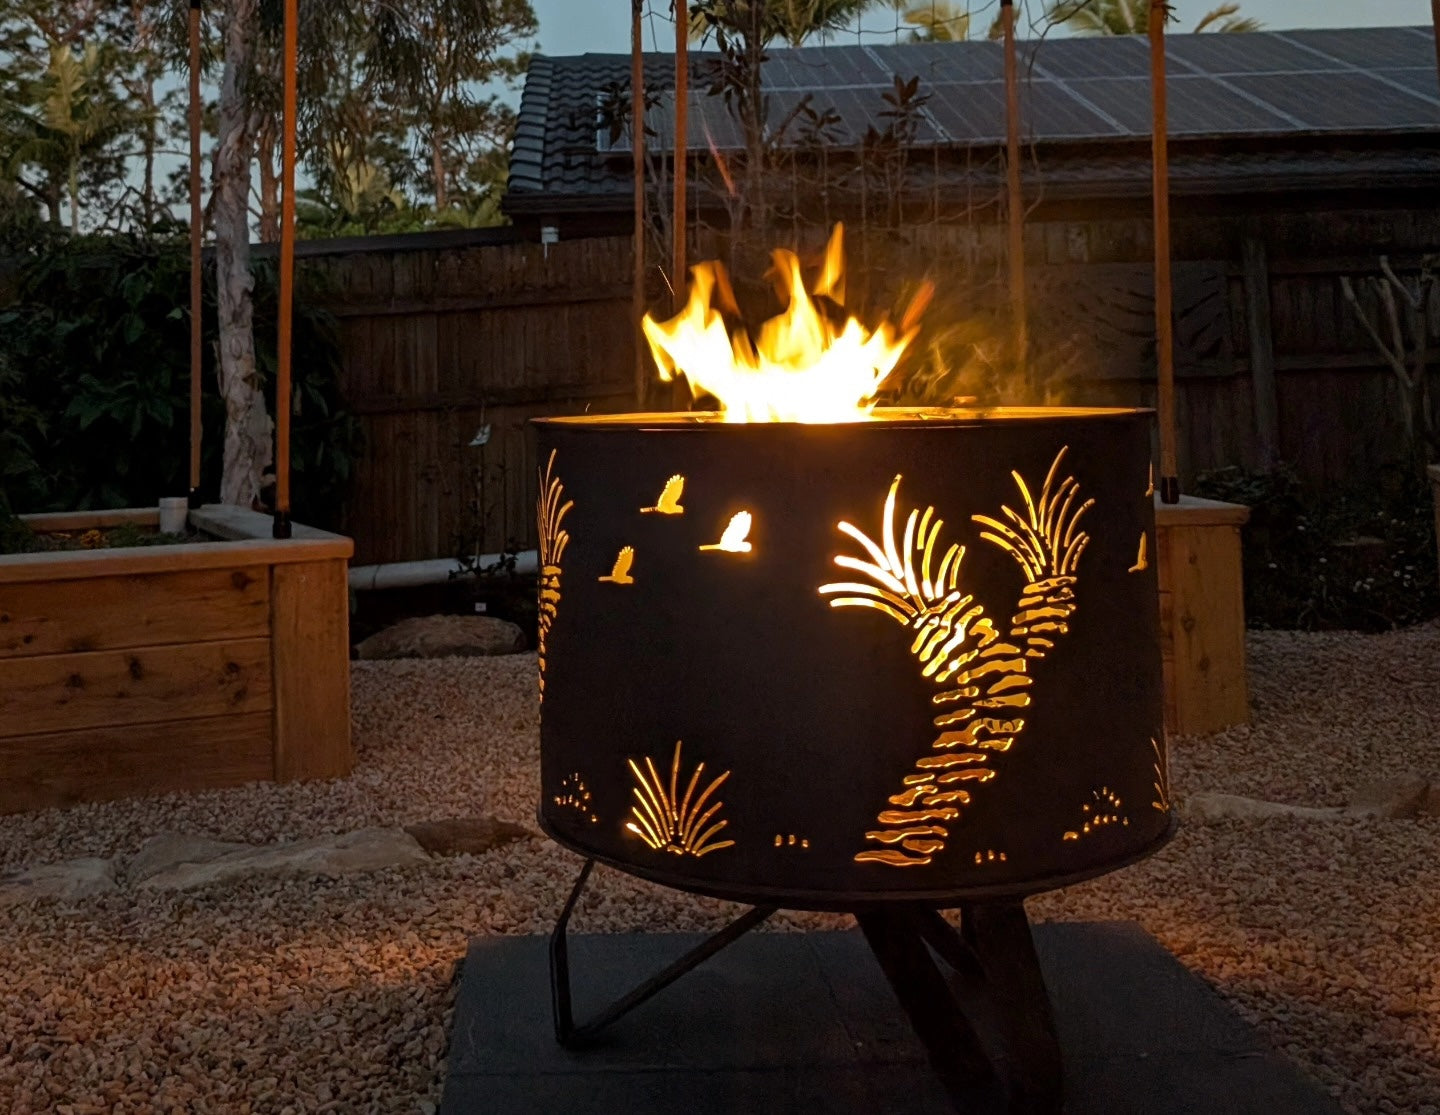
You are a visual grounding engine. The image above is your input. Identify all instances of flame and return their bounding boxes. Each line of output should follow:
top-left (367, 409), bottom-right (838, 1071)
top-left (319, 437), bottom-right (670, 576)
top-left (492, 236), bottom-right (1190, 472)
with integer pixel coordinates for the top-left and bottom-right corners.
top-left (642, 225), bottom-right (928, 423)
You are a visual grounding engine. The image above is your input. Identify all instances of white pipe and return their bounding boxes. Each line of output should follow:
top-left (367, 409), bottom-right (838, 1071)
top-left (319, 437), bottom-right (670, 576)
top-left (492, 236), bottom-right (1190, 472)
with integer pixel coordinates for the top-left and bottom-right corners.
top-left (349, 550), bottom-right (539, 592)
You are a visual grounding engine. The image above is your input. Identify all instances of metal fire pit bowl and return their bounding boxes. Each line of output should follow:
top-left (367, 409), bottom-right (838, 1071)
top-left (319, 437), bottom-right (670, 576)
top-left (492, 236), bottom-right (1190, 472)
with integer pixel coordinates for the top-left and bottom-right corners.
top-left (533, 407), bottom-right (1172, 1111)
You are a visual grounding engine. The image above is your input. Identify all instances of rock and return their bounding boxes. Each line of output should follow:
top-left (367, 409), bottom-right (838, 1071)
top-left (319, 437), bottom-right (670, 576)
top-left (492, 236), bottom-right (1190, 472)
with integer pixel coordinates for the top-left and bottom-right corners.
top-left (404, 817), bottom-right (533, 857)
top-left (1183, 792), bottom-right (1345, 823)
top-left (1344, 776), bottom-right (1430, 820)
top-left (355, 615), bottom-right (527, 660)
top-left (127, 832), bottom-right (256, 885)
top-left (0, 857), bottom-right (117, 908)
top-left (135, 828), bottom-right (432, 891)
top-left (1421, 783), bottom-right (1440, 818)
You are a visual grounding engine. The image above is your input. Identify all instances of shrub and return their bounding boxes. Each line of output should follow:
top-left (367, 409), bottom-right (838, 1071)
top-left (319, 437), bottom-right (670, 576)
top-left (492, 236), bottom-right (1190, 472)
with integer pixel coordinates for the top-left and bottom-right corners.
top-left (0, 232), bottom-right (361, 529)
top-left (1193, 464), bottom-right (1439, 632)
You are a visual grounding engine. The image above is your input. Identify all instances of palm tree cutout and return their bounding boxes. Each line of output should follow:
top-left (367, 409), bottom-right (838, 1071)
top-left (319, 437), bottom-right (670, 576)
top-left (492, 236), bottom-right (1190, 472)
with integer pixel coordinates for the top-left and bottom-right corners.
top-left (598, 546), bottom-right (635, 585)
top-left (537, 450), bottom-right (573, 702)
top-left (700, 511), bottom-right (753, 553)
top-left (820, 449), bottom-right (1093, 868)
top-left (641, 474), bottom-right (686, 515)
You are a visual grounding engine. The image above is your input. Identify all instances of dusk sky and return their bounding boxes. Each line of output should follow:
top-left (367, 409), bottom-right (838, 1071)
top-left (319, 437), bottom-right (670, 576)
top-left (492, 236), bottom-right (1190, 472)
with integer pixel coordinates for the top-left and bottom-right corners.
top-left (527, 0), bottom-right (1435, 56)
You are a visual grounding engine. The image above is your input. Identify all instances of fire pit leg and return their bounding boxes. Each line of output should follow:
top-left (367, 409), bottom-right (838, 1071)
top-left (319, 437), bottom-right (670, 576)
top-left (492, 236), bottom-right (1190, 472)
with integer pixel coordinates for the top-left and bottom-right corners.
top-left (857, 903), bottom-right (1062, 1114)
top-left (548, 858), bottom-right (777, 1048)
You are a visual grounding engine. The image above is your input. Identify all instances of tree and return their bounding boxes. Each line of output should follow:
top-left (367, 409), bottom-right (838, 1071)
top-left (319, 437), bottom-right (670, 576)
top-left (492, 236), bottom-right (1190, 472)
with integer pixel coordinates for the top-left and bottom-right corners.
top-left (361, 0), bottom-right (535, 216)
top-left (211, 0), bottom-right (270, 507)
top-left (690, 0), bottom-right (880, 231)
top-left (0, 1), bottom-right (141, 230)
top-left (898, 2), bottom-right (1003, 42)
top-left (1047, 0), bottom-right (1261, 35)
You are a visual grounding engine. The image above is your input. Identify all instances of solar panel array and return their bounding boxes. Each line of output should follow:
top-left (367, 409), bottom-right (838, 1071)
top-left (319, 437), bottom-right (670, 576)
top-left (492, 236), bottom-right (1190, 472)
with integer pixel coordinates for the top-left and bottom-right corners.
top-left (603, 26), bottom-right (1440, 153)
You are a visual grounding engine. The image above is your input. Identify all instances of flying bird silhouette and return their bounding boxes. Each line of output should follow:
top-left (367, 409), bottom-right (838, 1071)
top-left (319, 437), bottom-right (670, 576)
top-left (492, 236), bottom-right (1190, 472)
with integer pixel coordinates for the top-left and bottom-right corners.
top-left (598, 546), bottom-right (636, 584)
top-left (700, 511), bottom-right (753, 553)
top-left (1128, 533), bottom-right (1148, 573)
top-left (641, 474), bottom-right (685, 515)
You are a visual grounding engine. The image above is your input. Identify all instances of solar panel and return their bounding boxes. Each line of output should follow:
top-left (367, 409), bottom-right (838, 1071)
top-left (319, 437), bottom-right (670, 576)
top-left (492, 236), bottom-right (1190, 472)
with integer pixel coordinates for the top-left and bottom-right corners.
top-left (588, 26), bottom-right (1440, 156)
top-left (1275, 27), bottom-right (1433, 70)
top-left (1227, 71), bottom-right (1438, 132)
top-left (1164, 32), bottom-right (1330, 74)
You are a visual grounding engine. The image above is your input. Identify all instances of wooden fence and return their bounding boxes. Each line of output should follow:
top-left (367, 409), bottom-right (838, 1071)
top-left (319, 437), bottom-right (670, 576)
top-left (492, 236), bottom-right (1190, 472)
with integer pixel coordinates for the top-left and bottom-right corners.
top-left (302, 233), bottom-right (640, 565)
top-left (301, 217), bottom-right (1438, 565)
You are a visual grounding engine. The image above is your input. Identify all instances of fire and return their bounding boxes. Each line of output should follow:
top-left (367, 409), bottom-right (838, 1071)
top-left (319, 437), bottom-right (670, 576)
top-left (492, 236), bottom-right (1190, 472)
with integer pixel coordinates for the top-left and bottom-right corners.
top-left (642, 225), bottom-right (929, 423)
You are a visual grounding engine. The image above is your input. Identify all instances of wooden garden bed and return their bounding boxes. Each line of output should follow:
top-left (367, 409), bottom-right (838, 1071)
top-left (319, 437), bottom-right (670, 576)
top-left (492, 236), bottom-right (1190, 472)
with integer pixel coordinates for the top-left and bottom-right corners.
top-left (1156, 495), bottom-right (1250, 737)
top-left (0, 506), bottom-right (353, 814)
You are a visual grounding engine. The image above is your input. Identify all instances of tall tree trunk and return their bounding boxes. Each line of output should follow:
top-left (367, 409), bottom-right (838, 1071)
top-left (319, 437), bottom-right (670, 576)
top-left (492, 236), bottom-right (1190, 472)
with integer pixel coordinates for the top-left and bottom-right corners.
top-left (67, 160), bottom-right (80, 233)
top-left (431, 130), bottom-right (448, 211)
top-left (141, 77), bottom-right (157, 229)
top-left (212, 0), bottom-right (270, 507)
top-left (257, 116), bottom-right (281, 242)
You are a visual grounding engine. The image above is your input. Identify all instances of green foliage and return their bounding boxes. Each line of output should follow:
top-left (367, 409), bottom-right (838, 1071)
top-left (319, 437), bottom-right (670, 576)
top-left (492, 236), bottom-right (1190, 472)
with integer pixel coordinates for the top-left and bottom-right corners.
top-left (1046, 0), bottom-right (1261, 34)
top-left (0, 232), bottom-right (361, 527)
top-left (1193, 466), bottom-right (1439, 632)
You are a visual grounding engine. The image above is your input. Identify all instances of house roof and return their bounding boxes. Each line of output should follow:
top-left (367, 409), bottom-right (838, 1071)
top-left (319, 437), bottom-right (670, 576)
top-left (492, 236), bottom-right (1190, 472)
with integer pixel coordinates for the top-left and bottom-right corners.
top-left (505, 25), bottom-right (1440, 215)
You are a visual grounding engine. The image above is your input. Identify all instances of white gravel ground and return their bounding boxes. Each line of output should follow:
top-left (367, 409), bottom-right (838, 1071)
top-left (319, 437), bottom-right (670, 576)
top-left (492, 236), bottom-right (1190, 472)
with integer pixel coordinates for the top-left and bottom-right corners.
top-left (1, 627), bottom-right (1438, 1114)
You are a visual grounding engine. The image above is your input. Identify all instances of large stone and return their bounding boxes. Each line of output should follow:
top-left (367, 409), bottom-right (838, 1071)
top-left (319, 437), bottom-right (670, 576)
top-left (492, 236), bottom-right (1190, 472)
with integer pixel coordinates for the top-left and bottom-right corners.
top-left (355, 615), bottom-right (527, 660)
top-left (127, 832), bottom-right (256, 885)
top-left (1184, 793), bottom-right (1345, 823)
top-left (0, 857), bottom-right (117, 908)
top-left (1344, 776), bottom-right (1430, 820)
top-left (405, 817), bottom-right (533, 857)
top-left (134, 827), bottom-right (432, 891)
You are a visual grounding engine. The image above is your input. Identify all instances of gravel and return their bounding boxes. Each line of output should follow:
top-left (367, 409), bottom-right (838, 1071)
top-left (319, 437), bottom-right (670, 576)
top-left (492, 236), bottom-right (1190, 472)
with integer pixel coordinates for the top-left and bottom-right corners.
top-left (2, 625), bottom-right (1439, 1114)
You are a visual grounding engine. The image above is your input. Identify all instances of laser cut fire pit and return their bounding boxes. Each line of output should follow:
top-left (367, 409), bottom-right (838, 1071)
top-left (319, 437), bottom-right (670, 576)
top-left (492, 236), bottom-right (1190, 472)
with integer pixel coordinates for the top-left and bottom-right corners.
top-left (534, 230), bottom-right (1171, 1113)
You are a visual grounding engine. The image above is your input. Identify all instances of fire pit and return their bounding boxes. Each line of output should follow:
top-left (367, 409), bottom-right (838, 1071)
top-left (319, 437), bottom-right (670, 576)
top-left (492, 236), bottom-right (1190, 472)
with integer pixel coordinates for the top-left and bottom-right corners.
top-left (535, 229), bottom-right (1170, 1112)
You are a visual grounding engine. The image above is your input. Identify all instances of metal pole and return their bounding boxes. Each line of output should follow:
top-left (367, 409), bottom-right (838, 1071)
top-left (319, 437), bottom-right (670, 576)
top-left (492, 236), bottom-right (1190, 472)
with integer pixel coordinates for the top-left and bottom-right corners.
top-left (1001, 0), bottom-right (1028, 389)
top-left (188, 0), bottom-right (203, 507)
top-left (632, 0), bottom-right (648, 408)
top-left (1150, 0), bottom-right (1179, 504)
top-left (273, 0), bottom-right (296, 538)
top-left (673, 0), bottom-right (688, 312)
top-left (1432, 0), bottom-right (1440, 88)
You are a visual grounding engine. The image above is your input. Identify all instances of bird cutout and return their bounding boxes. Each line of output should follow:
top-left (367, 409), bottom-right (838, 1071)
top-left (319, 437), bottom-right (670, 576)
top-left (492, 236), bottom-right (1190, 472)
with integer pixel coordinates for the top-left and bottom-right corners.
top-left (641, 474), bottom-right (686, 515)
top-left (1129, 533), bottom-right (1148, 573)
top-left (598, 546), bottom-right (635, 584)
top-left (699, 510), bottom-right (753, 553)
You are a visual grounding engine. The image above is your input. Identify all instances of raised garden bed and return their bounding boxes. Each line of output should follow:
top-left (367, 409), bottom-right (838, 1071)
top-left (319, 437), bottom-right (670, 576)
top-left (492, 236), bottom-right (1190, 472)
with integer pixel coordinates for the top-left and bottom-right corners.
top-left (0, 505), bottom-right (353, 814)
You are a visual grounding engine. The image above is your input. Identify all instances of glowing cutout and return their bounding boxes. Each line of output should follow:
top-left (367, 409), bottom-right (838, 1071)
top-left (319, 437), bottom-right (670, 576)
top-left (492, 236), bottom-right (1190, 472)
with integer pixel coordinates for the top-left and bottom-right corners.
top-left (641, 474), bottom-right (686, 515)
top-left (1129, 534), bottom-right (1149, 573)
top-left (1151, 737), bottom-right (1171, 813)
top-left (773, 833), bottom-right (811, 849)
top-left (553, 773), bottom-right (598, 824)
top-left (973, 850), bottom-right (1008, 866)
top-left (821, 449), bottom-right (1092, 867)
top-left (1146, 462), bottom-right (1155, 497)
top-left (598, 546), bottom-right (636, 584)
top-left (1062, 787), bottom-right (1129, 841)
top-left (699, 511), bottom-right (753, 553)
top-left (624, 740), bottom-right (735, 858)
top-left (537, 450), bottom-right (574, 701)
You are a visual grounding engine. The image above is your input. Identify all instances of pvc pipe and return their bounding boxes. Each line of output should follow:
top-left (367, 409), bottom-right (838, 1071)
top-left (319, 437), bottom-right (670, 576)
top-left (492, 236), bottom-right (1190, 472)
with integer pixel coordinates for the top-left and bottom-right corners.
top-left (348, 550), bottom-right (539, 592)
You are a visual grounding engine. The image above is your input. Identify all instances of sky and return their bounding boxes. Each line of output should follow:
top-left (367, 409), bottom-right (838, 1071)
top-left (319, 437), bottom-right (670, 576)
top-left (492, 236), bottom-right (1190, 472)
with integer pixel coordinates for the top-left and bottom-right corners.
top-left (527, 0), bottom-right (1436, 56)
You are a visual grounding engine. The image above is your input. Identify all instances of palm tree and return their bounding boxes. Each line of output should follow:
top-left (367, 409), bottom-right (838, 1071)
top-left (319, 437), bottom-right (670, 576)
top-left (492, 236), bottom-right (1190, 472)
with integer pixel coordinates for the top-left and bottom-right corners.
top-left (901, 2), bottom-right (970, 42)
top-left (1047, 0), bottom-right (1261, 35)
top-left (689, 0), bottom-right (876, 47)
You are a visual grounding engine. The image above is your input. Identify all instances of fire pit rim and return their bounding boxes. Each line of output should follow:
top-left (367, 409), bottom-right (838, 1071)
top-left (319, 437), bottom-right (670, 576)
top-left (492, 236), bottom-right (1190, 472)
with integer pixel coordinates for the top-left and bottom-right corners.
top-left (535, 405), bottom-right (1153, 430)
